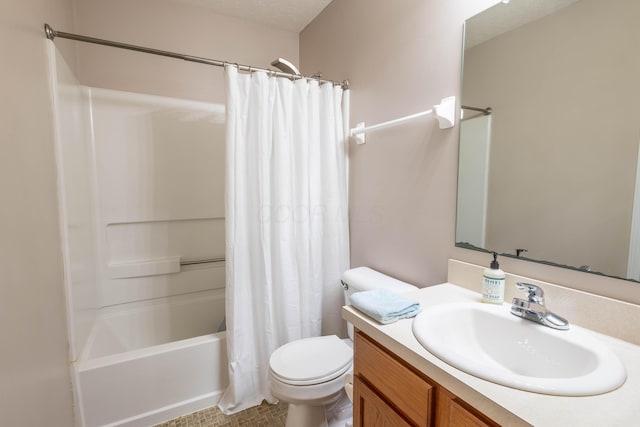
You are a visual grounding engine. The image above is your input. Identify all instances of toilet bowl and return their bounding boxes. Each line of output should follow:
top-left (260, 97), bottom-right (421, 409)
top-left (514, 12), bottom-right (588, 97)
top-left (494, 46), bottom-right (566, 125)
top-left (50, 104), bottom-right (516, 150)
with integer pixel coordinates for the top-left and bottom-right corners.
top-left (268, 267), bottom-right (419, 427)
top-left (269, 335), bottom-right (353, 427)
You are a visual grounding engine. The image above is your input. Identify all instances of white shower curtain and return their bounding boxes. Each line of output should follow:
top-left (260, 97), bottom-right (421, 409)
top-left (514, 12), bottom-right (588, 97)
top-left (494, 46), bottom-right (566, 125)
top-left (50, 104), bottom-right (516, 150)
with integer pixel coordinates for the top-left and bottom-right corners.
top-left (218, 66), bottom-right (350, 414)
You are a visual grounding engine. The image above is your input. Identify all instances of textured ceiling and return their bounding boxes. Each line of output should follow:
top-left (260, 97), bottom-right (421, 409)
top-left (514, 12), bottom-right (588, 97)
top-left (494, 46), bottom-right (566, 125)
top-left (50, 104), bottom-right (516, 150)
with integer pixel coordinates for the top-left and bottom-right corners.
top-left (465, 0), bottom-right (582, 49)
top-left (173, 0), bottom-right (334, 32)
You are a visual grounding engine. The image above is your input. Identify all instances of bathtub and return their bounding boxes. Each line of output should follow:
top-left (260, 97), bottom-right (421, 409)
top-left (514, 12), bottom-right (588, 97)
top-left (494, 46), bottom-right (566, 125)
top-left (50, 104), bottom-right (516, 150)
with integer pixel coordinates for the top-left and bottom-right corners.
top-left (76, 289), bottom-right (228, 427)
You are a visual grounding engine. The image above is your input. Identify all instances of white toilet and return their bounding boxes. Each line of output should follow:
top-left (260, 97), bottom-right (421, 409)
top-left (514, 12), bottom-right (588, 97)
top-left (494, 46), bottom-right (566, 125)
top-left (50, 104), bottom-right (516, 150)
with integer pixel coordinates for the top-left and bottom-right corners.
top-left (268, 266), bottom-right (418, 427)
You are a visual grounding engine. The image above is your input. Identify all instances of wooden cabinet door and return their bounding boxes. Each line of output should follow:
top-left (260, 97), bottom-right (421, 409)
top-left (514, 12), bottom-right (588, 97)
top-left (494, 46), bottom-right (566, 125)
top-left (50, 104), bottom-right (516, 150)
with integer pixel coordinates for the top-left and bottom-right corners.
top-left (353, 376), bottom-right (412, 427)
top-left (355, 332), bottom-right (433, 426)
top-left (436, 388), bottom-right (498, 427)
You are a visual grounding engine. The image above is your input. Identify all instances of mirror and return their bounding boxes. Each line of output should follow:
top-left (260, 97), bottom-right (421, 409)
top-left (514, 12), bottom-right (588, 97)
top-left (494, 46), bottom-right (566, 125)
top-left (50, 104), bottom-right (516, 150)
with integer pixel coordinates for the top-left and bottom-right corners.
top-left (457, 0), bottom-right (640, 282)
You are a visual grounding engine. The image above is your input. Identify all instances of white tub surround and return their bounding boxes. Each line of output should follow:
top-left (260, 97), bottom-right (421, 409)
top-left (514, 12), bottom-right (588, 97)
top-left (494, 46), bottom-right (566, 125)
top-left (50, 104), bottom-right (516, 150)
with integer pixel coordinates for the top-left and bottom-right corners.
top-left (49, 45), bottom-right (229, 426)
top-left (77, 290), bottom-right (227, 427)
top-left (343, 280), bottom-right (640, 426)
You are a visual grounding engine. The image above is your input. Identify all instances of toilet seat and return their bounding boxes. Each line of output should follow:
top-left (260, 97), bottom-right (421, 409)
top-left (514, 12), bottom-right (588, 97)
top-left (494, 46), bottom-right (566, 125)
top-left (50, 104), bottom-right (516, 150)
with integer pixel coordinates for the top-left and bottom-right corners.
top-left (269, 335), bottom-right (353, 386)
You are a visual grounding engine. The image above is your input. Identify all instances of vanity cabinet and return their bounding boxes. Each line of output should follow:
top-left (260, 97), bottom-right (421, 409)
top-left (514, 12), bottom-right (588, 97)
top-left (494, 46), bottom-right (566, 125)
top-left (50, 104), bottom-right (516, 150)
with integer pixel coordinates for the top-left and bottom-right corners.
top-left (354, 331), bottom-right (498, 427)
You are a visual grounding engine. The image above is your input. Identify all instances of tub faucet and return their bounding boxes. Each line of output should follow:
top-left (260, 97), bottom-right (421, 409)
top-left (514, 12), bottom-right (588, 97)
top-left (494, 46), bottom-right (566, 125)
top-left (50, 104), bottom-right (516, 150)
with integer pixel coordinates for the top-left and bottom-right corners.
top-left (510, 283), bottom-right (569, 330)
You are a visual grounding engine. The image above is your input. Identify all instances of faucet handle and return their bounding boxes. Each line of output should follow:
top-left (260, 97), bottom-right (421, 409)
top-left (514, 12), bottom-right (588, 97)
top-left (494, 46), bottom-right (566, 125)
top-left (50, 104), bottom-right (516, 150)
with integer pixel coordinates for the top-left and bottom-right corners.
top-left (515, 282), bottom-right (545, 305)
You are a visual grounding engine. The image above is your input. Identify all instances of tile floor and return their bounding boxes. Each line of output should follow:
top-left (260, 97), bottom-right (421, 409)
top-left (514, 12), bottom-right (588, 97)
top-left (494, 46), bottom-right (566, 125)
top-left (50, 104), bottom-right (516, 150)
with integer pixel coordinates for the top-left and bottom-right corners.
top-left (154, 401), bottom-right (288, 427)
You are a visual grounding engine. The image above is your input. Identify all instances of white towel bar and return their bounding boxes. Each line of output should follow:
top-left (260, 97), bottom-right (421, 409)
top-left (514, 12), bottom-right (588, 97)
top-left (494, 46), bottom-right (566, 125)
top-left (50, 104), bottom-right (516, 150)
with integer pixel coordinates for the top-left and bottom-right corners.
top-left (350, 96), bottom-right (456, 144)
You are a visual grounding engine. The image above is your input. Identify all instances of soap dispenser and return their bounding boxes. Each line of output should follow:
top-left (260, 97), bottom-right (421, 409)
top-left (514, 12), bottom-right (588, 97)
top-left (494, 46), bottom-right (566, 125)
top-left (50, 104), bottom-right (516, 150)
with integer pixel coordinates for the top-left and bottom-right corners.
top-left (482, 252), bottom-right (505, 304)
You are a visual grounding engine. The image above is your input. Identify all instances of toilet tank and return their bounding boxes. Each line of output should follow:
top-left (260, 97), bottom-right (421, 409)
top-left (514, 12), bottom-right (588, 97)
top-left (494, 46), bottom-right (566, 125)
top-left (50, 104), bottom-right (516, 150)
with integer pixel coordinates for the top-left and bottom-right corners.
top-left (341, 267), bottom-right (419, 340)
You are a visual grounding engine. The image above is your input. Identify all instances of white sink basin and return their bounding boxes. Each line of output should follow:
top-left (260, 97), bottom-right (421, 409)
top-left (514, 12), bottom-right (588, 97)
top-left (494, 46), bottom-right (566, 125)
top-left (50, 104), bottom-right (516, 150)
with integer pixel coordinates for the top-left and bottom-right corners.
top-left (412, 302), bottom-right (626, 396)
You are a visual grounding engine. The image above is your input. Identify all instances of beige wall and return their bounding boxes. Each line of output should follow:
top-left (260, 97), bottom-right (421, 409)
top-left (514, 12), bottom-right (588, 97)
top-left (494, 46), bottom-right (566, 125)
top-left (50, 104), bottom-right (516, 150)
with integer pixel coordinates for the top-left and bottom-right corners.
top-left (302, 0), bottom-right (640, 305)
top-left (72, 0), bottom-right (300, 103)
top-left (0, 0), bottom-right (76, 425)
top-left (464, 0), bottom-right (639, 278)
top-left (301, 0), bottom-right (497, 286)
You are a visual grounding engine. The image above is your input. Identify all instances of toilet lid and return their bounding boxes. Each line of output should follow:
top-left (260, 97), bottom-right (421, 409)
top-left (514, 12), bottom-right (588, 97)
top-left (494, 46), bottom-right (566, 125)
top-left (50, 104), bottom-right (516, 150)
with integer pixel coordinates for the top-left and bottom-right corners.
top-left (269, 335), bottom-right (353, 386)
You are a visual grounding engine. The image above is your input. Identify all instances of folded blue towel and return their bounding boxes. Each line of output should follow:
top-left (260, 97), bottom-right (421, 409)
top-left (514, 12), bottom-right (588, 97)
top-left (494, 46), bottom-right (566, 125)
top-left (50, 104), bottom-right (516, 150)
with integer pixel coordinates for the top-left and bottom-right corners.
top-left (350, 289), bottom-right (421, 324)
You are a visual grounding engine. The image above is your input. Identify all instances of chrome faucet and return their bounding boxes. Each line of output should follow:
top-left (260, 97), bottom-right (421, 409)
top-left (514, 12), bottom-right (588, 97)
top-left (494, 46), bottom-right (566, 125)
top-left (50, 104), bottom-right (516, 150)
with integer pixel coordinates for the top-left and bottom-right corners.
top-left (510, 283), bottom-right (569, 330)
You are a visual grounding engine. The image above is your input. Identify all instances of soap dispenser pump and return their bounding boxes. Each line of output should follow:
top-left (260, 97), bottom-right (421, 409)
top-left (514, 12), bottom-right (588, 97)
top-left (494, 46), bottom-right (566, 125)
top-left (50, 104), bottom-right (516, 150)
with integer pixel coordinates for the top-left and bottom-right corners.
top-left (482, 252), bottom-right (505, 304)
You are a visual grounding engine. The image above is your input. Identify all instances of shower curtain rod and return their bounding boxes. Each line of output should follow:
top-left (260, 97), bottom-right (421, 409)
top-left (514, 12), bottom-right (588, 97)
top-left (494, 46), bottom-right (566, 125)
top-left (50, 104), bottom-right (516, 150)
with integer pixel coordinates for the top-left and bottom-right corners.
top-left (44, 24), bottom-right (349, 90)
top-left (461, 105), bottom-right (492, 115)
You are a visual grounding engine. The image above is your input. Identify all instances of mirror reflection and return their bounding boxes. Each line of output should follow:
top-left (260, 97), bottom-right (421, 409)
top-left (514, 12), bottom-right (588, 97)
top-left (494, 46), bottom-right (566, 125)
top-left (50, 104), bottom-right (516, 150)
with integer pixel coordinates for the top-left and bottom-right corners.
top-left (457, 0), bottom-right (640, 281)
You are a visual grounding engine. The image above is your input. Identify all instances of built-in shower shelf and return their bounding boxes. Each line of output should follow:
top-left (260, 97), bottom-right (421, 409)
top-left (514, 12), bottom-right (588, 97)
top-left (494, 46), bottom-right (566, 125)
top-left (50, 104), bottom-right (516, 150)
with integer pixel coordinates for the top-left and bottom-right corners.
top-left (109, 257), bottom-right (181, 279)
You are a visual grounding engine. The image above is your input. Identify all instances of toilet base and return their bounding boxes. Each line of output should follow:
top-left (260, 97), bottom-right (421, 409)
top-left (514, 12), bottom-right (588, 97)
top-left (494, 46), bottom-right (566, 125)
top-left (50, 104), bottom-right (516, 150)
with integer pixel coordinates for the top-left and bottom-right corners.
top-left (326, 391), bottom-right (353, 427)
top-left (286, 403), bottom-right (327, 427)
top-left (284, 392), bottom-right (353, 427)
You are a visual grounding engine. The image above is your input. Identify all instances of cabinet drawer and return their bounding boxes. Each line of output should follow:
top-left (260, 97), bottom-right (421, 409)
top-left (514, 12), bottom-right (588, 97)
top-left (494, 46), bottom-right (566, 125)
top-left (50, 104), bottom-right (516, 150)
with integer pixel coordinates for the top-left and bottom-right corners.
top-left (355, 332), bottom-right (433, 426)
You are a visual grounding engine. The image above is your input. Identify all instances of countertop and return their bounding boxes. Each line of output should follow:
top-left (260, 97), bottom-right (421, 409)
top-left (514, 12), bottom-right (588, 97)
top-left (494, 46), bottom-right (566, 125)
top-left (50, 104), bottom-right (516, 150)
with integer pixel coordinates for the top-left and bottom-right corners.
top-left (342, 283), bottom-right (640, 427)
